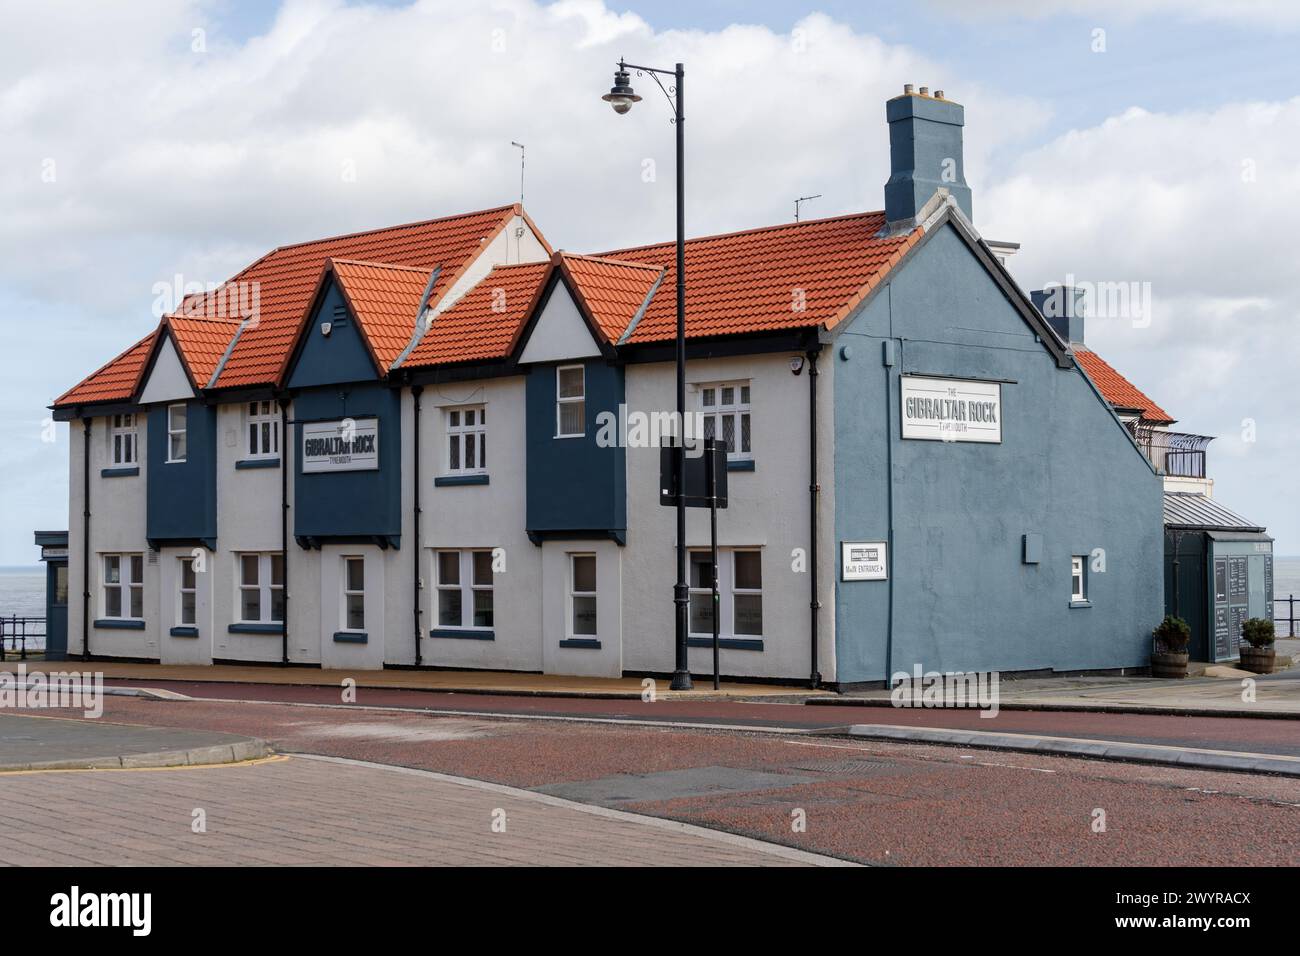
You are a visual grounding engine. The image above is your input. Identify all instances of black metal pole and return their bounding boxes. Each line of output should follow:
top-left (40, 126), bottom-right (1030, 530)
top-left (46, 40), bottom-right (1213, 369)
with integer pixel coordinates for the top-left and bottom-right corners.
top-left (670, 61), bottom-right (692, 691)
top-left (707, 439), bottom-right (719, 690)
top-left (279, 397), bottom-right (290, 665)
top-left (808, 349), bottom-right (821, 688)
top-left (81, 416), bottom-right (91, 663)
top-left (412, 384), bottom-right (424, 667)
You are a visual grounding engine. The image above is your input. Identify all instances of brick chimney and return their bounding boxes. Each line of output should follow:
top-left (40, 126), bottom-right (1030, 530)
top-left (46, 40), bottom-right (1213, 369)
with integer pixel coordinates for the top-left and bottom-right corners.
top-left (884, 86), bottom-right (972, 227)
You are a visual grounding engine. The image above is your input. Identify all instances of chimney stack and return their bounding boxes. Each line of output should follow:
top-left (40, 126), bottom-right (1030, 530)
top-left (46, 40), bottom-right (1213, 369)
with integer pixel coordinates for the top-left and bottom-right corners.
top-left (884, 85), bottom-right (972, 227)
top-left (1031, 286), bottom-right (1086, 345)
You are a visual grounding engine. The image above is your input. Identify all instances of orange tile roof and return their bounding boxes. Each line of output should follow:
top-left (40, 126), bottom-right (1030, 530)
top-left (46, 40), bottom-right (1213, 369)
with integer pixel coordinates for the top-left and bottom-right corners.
top-left (1074, 346), bottom-right (1174, 424)
top-left (54, 330), bottom-right (158, 407)
top-left (598, 211), bottom-right (918, 343)
top-left (401, 261), bottom-right (551, 368)
top-left (330, 259), bottom-right (434, 370)
top-left (558, 254), bottom-right (663, 343)
top-left (166, 315), bottom-right (244, 387)
top-left (209, 204), bottom-right (526, 388)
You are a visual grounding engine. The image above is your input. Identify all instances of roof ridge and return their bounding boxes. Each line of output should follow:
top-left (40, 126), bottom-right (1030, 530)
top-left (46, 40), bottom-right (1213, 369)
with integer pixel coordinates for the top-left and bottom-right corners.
top-left (599, 209), bottom-right (885, 256)
top-left (559, 252), bottom-right (664, 271)
top-left (255, 204), bottom-right (517, 258)
top-left (329, 258), bottom-right (444, 274)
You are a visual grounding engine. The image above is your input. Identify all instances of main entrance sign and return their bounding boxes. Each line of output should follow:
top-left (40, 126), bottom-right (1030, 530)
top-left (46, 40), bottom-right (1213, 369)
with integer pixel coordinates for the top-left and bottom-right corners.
top-left (302, 418), bottom-right (379, 473)
top-left (901, 376), bottom-right (1001, 444)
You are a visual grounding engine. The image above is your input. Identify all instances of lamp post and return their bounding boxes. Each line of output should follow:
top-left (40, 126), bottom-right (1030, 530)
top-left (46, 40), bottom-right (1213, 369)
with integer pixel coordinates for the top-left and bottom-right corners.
top-left (603, 58), bottom-right (693, 691)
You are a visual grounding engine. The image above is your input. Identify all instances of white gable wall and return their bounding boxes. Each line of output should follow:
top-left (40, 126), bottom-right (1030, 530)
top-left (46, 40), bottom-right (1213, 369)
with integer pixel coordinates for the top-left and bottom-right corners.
top-left (518, 283), bottom-right (601, 364)
top-left (139, 336), bottom-right (195, 404)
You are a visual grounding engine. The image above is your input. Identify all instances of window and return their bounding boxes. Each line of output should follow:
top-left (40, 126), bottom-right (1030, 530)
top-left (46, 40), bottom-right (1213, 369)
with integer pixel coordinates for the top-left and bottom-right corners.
top-left (556, 365), bottom-right (585, 437)
top-left (167, 404), bottom-right (187, 462)
top-left (246, 401), bottom-right (280, 459)
top-left (435, 550), bottom-right (494, 629)
top-left (699, 382), bottom-right (752, 460)
top-left (1071, 556), bottom-right (1087, 603)
top-left (569, 554), bottom-right (597, 636)
top-left (109, 413), bottom-right (137, 465)
top-left (178, 557), bottom-right (197, 626)
top-left (342, 556), bottom-right (365, 632)
top-left (102, 553), bottom-right (143, 620)
top-left (237, 553), bottom-right (284, 624)
top-left (688, 548), bottom-right (763, 638)
top-left (445, 406), bottom-right (486, 474)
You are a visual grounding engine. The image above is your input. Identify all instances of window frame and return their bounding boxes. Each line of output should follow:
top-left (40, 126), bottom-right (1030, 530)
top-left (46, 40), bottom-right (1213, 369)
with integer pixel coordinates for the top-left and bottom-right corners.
top-left (177, 556), bottom-right (197, 626)
top-left (687, 547), bottom-right (763, 639)
top-left (101, 553), bottom-right (144, 621)
top-left (236, 552), bottom-right (284, 625)
top-left (341, 555), bottom-right (365, 633)
top-left (568, 552), bottom-right (598, 638)
top-left (698, 381), bottom-right (753, 461)
top-left (555, 364), bottom-right (586, 438)
top-left (245, 400), bottom-right (280, 460)
top-left (433, 549), bottom-right (495, 631)
top-left (109, 413), bottom-right (137, 466)
top-left (166, 403), bottom-right (188, 463)
top-left (1071, 555), bottom-right (1087, 603)
top-left (444, 405), bottom-right (487, 476)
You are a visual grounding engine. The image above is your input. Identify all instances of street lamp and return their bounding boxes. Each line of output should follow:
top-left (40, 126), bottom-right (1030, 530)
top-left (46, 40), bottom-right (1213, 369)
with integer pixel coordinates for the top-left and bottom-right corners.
top-left (603, 57), bottom-right (692, 691)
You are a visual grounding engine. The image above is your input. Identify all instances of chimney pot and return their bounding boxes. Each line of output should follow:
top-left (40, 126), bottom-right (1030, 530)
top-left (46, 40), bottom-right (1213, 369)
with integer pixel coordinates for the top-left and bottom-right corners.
top-left (903, 83), bottom-right (914, 94)
top-left (934, 89), bottom-right (944, 99)
top-left (919, 86), bottom-right (929, 96)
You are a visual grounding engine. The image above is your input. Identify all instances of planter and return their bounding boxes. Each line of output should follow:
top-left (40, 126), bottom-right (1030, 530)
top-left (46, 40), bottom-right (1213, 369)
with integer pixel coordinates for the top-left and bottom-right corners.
top-left (1150, 651), bottom-right (1189, 679)
top-left (1238, 646), bottom-right (1276, 675)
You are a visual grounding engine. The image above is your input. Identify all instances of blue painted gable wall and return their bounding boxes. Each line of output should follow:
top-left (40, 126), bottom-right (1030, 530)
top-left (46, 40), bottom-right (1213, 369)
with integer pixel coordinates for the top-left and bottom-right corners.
top-left (525, 360), bottom-right (626, 539)
top-left (146, 401), bottom-right (217, 544)
top-left (287, 278), bottom-right (402, 544)
top-left (832, 223), bottom-right (1163, 684)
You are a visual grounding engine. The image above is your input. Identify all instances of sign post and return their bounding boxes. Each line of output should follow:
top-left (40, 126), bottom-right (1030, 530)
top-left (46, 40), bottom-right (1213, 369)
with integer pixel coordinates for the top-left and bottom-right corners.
top-left (705, 438), bottom-right (721, 690)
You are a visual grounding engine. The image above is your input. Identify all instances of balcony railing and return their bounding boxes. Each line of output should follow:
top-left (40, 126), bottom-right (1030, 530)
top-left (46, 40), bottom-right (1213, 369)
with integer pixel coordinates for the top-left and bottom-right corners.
top-left (1125, 423), bottom-right (1213, 479)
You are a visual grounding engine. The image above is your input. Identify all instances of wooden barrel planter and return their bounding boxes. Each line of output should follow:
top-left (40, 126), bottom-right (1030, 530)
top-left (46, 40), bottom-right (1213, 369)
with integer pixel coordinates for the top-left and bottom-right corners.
top-left (1238, 646), bottom-right (1276, 674)
top-left (1150, 651), bottom-right (1189, 679)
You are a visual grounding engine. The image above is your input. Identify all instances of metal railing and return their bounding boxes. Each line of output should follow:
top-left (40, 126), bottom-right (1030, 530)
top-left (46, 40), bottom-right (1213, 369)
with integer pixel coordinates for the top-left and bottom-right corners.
top-left (0, 616), bottom-right (46, 661)
top-left (1276, 595), bottom-right (1298, 638)
top-left (1125, 423), bottom-right (1212, 479)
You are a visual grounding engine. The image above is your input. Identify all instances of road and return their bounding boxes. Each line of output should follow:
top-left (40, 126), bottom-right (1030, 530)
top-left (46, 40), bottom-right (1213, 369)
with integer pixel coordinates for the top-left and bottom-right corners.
top-left (18, 689), bottom-right (1300, 866)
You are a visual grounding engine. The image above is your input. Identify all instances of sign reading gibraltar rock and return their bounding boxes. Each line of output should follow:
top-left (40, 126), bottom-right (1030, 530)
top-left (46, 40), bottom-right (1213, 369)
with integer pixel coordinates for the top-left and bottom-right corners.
top-left (301, 419), bottom-right (379, 473)
top-left (900, 376), bottom-right (1002, 443)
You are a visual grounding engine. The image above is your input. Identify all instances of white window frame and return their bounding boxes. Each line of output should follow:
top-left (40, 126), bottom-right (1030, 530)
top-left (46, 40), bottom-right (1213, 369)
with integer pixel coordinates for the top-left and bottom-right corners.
top-left (1071, 555), bottom-right (1087, 603)
top-left (166, 403), bottom-right (187, 463)
top-left (101, 553), bottom-right (143, 621)
top-left (568, 553), bottom-right (598, 638)
top-left (341, 555), bottom-right (365, 633)
top-left (433, 549), bottom-right (494, 631)
top-left (698, 381), bottom-right (752, 461)
top-left (555, 365), bottom-right (585, 438)
top-left (109, 413), bottom-right (137, 466)
top-left (245, 401), bottom-right (280, 460)
top-left (236, 552), bottom-right (284, 624)
top-left (177, 556), bottom-right (197, 626)
top-left (688, 547), bottom-right (763, 638)
top-left (444, 405), bottom-right (487, 475)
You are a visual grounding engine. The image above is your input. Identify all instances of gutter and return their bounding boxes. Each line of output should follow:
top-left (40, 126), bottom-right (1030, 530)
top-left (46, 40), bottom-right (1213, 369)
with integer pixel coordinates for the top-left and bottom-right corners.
top-left (807, 348), bottom-right (822, 688)
top-left (412, 384), bottom-right (424, 666)
top-left (81, 417), bottom-right (91, 662)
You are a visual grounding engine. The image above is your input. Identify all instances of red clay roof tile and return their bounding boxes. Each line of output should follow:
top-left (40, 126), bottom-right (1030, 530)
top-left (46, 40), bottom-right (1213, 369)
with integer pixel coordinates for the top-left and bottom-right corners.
top-left (558, 253), bottom-right (663, 343)
top-left (166, 315), bottom-right (243, 387)
top-left (1074, 346), bottom-right (1174, 424)
top-left (54, 330), bottom-right (158, 407)
top-left (330, 259), bottom-right (434, 371)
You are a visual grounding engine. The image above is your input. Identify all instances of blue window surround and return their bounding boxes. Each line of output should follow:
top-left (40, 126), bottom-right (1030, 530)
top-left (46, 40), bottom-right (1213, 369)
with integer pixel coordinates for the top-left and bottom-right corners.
top-left (101, 467), bottom-right (140, 478)
top-left (1069, 601), bottom-right (1092, 609)
top-left (434, 474), bottom-right (489, 487)
top-left (333, 631), bottom-right (368, 644)
top-left (687, 637), bottom-right (764, 651)
top-left (429, 628), bottom-right (495, 640)
top-left (559, 638), bottom-right (601, 649)
top-left (93, 619), bottom-right (144, 630)
top-left (727, 459), bottom-right (755, 472)
top-left (235, 458), bottom-right (280, 470)
top-left (169, 626), bottom-right (199, 637)
top-left (228, 622), bottom-right (284, 635)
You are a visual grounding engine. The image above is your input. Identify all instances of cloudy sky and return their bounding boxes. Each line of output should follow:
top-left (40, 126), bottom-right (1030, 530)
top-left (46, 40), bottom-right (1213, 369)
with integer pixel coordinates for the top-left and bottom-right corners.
top-left (2, 0), bottom-right (1297, 564)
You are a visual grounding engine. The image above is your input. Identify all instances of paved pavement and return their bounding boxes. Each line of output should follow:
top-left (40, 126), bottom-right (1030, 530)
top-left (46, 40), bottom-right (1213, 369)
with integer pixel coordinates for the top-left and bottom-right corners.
top-left (0, 753), bottom-right (842, 866)
top-left (0, 714), bottom-right (266, 770)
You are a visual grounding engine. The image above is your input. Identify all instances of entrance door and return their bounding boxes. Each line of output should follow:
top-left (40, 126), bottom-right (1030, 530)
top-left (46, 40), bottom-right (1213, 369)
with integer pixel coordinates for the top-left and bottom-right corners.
top-left (45, 560), bottom-right (68, 660)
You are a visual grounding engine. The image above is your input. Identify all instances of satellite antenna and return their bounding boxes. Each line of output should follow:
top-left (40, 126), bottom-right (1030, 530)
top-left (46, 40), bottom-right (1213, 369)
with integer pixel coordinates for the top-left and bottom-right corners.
top-left (794, 193), bottom-right (822, 222)
top-left (511, 141), bottom-right (526, 207)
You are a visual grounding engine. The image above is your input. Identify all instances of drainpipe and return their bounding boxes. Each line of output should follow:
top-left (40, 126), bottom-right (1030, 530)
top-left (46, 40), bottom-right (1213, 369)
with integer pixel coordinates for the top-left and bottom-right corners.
top-left (883, 341), bottom-right (897, 684)
top-left (279, 397), bottom-right (290, 666)
top-left (412, 384), bottom-right (424, 667)
top-left (807, 349), bottom-right (822, 688)
top-left (81, 416), bottom-right (91, 662)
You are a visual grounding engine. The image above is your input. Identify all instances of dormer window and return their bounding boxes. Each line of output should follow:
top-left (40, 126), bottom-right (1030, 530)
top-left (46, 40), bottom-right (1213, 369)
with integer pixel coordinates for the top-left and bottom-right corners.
top-left (556, 365), bottom-right (585, 438)
top-left (166, 404), bottom-right (188, 463)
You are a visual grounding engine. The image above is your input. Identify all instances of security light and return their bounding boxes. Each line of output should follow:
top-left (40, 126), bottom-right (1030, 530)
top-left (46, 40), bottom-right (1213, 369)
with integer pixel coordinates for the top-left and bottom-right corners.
top-left (789, 355), bottom-right (805, 375)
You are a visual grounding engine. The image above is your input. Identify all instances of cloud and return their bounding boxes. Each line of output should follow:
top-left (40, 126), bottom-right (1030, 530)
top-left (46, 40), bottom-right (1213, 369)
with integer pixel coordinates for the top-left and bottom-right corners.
top-left (927, 0), bottom-right (1300, 28)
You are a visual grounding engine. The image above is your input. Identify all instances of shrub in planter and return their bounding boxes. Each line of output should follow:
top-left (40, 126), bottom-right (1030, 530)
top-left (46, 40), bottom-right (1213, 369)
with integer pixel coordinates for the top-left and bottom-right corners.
top-left (1151, 615), bottom-right (1191, 678)
top-left (1239, 617), bottom-right (1276, 674)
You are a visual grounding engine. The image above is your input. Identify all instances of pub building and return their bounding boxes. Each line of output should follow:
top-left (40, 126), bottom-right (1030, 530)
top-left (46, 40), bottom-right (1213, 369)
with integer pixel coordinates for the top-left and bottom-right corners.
top-left (50, 88), bottom-right (1175, 688)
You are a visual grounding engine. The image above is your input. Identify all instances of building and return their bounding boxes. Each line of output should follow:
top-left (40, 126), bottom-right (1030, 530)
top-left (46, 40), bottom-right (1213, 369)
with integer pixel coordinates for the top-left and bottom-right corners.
top-left (50, 88), bottom-right (1165, 688)
top-left (1031, 287), bottom-right (1275, 662)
